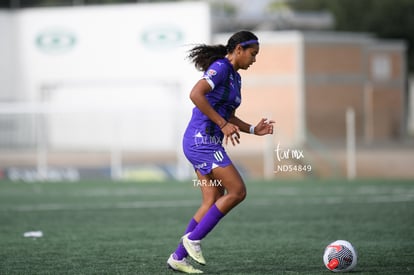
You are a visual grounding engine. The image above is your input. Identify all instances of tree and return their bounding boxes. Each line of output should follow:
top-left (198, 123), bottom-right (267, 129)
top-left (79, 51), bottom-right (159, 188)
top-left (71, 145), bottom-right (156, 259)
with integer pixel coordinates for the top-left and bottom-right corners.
top-left (287, 0), bottom-right (414, 72)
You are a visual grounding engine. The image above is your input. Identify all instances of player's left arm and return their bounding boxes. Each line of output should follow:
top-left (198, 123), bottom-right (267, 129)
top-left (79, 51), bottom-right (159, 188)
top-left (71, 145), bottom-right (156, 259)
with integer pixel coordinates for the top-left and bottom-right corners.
top-left (228, 111), bottom-right (275, 136)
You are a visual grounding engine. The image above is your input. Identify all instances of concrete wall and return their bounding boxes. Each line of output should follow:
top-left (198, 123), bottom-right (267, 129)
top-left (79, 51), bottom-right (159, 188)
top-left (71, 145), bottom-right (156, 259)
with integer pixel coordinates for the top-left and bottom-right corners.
top-left (0, 2), bottom-right (211, 151)
top-left (304, 33), bottom-right (406, 142)
top-left (226, 31), bottom-right (406, 148)
top-left (0, 11), bottom-right (17, 100)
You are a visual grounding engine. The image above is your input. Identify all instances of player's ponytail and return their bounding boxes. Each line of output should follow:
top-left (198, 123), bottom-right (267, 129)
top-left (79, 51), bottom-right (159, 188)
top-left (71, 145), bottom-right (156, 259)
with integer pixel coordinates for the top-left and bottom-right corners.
top-left (187, 44), bottom-right (227, 72)
top-left (188, 30), bottom-right (258, 72)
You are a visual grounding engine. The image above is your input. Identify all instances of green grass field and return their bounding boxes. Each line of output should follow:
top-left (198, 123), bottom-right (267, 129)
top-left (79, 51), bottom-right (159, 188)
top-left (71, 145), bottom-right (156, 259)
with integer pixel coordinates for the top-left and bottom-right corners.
top-left (0, 179), bottom-right (413, 274)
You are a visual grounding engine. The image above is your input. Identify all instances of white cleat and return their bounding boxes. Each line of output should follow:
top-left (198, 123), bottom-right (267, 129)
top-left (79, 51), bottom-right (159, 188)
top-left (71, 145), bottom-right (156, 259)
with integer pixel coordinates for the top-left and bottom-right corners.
top-left (181, 233), bottom-right (206, 265)
top-left (167, 254), bottom-right (203, 274)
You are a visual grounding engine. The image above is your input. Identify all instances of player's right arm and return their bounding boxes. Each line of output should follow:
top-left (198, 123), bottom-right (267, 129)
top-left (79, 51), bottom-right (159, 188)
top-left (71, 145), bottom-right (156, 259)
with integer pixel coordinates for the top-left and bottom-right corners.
top-left (189, 79), bottom-right (240, 145)
top-left (189, 79), bottom-right (226, 128)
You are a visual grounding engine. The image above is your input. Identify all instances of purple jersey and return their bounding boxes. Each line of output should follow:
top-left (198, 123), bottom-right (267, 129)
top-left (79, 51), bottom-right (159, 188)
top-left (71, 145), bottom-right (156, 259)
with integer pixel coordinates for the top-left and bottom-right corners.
top-left (182, 58), bottom-right (241, 175)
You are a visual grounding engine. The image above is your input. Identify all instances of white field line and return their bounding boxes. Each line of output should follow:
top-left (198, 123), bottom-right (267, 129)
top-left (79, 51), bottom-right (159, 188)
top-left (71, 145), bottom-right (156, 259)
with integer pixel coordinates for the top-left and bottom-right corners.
top-left (248, 193), bottom-right (414, 207)
top-left (5, 200), bottom-right (201, 212)
top-left (2, 193), bottom-right (414, 212)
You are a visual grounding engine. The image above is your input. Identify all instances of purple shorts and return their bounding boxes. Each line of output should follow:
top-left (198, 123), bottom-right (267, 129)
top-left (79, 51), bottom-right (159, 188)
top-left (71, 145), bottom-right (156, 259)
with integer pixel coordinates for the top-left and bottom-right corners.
top-left (183, 141), bottom-right (232, 176)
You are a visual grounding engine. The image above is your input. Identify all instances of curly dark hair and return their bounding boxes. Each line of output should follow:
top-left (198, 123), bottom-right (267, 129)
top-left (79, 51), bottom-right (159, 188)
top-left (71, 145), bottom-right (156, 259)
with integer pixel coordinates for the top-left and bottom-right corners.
top-left (187, 30), bottom-right (258, 71)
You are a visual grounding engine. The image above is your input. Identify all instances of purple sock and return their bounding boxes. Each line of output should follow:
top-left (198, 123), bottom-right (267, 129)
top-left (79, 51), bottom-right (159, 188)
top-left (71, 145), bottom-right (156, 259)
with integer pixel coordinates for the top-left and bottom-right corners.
top-left (188, 204), bottom-right (224, 241)
top-left (173, 218), bottom-right (198, 260)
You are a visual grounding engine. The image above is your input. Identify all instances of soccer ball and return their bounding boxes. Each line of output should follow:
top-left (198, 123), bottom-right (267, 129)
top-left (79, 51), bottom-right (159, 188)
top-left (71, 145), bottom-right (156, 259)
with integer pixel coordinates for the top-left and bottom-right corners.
top-left (323, 240), bottom-right (357, 272)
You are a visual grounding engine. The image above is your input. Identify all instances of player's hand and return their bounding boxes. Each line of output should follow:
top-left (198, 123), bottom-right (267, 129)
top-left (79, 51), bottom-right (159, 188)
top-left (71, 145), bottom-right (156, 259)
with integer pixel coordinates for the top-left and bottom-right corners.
top-left (254, 118), bottom-right (275, 136)
top-left (221, 122), bottom-right (240, 146)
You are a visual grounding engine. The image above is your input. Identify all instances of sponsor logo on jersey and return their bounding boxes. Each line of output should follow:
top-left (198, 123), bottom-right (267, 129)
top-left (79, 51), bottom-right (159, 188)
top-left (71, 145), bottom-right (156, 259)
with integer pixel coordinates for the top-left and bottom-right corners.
top-left (207, 69), bottom-right (217, 77)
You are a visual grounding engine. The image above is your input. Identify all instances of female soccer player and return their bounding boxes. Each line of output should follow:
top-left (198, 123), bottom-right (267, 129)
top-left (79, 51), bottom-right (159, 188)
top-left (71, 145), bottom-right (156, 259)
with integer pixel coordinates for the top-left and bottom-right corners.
top-left (167, 30), bottom-right (274, 273)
